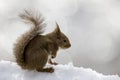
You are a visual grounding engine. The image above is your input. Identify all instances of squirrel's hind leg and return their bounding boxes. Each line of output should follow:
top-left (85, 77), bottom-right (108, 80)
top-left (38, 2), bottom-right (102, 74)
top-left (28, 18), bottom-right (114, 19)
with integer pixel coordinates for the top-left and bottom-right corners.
top-left (36, 67), bottom-right (54, 73)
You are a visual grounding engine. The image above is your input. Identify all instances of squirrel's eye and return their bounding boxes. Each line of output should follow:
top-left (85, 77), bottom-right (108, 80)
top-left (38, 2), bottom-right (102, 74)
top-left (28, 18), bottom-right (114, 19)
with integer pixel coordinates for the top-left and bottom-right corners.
top-left (63, 40), bottom-right (66, 42)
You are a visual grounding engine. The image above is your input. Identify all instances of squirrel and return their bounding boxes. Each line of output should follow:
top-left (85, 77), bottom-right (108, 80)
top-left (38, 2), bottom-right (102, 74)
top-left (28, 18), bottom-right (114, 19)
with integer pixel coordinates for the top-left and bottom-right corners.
top-left (13, 10), bottom-right (71, 73)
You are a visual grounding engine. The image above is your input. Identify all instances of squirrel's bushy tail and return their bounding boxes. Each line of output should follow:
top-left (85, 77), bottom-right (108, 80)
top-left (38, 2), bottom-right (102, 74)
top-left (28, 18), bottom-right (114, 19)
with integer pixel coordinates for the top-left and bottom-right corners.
top-left (13, 10), bottom-right (46, 68)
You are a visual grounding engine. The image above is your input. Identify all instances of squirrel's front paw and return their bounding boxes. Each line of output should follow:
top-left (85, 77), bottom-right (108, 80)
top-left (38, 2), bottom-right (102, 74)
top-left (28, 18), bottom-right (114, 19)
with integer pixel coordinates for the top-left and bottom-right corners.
top-left (53, 62), bottom-right (58, 65)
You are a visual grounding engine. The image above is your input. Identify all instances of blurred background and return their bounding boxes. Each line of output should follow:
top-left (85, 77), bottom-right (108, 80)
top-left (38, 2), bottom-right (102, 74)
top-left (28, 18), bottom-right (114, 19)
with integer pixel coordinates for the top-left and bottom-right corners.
top-left (0, 0), bottom-right (120, 75)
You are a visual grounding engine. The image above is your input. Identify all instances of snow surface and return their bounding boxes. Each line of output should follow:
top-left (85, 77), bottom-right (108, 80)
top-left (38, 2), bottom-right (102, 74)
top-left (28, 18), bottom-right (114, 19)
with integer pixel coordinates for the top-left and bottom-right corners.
top-left (0, 61), bottom-right (119, 80)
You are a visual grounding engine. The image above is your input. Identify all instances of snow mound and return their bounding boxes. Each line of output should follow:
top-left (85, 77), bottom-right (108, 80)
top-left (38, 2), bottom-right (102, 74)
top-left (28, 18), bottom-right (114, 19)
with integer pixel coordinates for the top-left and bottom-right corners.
top-left (0, 61), bottom-right (119, 80)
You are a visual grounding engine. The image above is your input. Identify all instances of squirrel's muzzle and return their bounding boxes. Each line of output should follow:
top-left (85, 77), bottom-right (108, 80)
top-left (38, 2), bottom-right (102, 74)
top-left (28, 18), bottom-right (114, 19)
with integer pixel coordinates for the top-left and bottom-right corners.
top-left (64, 44), bottom-right (71, 49)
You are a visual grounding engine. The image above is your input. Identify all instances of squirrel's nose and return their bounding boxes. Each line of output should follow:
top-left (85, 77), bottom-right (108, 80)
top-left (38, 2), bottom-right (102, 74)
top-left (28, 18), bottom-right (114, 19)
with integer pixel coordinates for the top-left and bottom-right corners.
top-left (68, 44), bottom-right (71, 47)
top-left (65, 44), bottom-right (71, 48)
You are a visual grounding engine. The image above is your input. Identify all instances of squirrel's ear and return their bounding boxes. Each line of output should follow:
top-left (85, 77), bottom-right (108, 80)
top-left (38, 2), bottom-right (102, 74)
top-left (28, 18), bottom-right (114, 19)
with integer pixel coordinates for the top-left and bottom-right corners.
top-left (54, 22), bottom-right (61, 34)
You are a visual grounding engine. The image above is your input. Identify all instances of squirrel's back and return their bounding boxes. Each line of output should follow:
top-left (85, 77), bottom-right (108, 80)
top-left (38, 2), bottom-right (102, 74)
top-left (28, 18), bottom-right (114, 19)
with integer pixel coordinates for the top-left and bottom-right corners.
top-left (13, 10), bottom-right (46, 68)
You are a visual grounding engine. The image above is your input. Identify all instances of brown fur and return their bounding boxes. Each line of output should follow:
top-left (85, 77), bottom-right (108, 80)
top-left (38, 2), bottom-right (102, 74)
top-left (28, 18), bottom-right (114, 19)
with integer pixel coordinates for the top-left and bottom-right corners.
top-left (14, 10), bottom-right (71, 73)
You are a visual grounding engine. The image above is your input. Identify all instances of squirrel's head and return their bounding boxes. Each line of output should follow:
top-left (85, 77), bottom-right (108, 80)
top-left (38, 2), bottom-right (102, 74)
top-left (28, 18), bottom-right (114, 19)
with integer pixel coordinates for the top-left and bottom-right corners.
top-left (53, 23), bottom-right (71, 49)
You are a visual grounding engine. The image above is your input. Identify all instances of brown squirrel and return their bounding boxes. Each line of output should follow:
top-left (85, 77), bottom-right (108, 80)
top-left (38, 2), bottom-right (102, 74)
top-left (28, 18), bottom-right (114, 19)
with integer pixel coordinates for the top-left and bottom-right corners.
top-left (14, 10), bottom-right (71, 73)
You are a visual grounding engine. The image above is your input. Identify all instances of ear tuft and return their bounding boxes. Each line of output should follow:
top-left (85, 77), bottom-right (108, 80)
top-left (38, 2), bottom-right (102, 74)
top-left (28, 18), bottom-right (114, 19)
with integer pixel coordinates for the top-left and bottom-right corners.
top-left (55, 22), bottom-right (61, 33)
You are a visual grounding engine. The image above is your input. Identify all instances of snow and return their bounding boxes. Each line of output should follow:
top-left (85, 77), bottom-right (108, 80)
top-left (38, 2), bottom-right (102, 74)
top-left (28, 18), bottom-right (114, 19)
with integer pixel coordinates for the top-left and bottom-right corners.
top-left (0, 61), bottom-right (119, 80)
